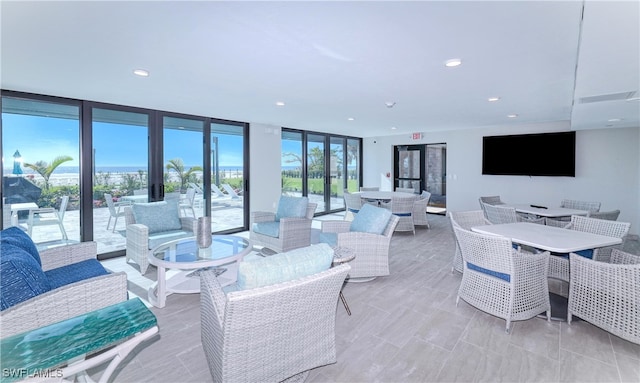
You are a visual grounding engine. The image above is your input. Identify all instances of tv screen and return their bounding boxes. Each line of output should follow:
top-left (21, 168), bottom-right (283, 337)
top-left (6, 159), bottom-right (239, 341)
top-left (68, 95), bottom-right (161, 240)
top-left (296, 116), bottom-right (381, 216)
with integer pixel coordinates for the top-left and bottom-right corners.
top-left (482, 131), bottom-right (575, 177)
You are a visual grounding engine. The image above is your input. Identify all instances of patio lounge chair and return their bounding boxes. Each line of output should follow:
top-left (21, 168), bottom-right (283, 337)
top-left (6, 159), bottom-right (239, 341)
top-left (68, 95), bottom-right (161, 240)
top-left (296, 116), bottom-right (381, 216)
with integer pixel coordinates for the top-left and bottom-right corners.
top-left (222, 183), bottom-right (241, 199)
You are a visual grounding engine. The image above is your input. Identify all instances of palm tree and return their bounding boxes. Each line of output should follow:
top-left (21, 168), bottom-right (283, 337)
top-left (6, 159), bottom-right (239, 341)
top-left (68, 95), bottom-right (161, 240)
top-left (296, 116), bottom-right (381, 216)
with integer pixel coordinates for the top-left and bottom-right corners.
top-left (165, 158), bottom-right (203, 192)
top-left (23, 155), bottom-right (73, 190)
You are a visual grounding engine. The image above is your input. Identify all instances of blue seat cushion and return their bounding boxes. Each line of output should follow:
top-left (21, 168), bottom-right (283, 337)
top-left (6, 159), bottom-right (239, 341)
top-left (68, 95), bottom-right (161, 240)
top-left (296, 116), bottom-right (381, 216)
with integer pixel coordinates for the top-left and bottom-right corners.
top-left (467, 262), bottom-right (511, 282)
top-left (236, 243), bottom-right (334, 290)
top-left (350, 204), bottom-right (392, 235)
top-left (1, 243), bottom-right (51, 311)
top-left (45, 259), bottom-right (110, 290)
top-left (275, 196), bottom-right (309, 221)
top-left (148, 230), bottom-right (195, 250)
top-left (550, 249), bottom-right (593, 260)
top-left (132, 200), bottom-right (182, 234)
top-left (318, 232), bottom-right (337, 247)
top-left (252, 222), bottom-right (280, 238)
top-left (1, 226), bottom-right (41, 266)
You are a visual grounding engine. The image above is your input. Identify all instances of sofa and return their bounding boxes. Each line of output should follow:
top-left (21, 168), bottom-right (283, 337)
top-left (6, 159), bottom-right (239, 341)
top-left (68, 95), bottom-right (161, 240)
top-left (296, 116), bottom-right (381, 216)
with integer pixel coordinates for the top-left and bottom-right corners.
top-left (0, 227), bottom-right (128, 338)
top-left (124, 200), bottom-right (197, 274)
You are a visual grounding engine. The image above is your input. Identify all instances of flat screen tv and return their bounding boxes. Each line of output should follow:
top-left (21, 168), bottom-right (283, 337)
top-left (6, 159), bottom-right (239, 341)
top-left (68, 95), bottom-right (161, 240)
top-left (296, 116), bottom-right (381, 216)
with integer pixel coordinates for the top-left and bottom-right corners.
top-left (482, 131), bottom-right (575, 177)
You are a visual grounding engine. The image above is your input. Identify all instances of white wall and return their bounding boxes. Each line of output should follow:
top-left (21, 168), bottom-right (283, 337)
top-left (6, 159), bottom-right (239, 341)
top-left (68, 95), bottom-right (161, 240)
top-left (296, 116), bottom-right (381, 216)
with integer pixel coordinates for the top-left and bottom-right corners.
top-left (249, 123), bottom-right (283, 213)
top-left (363, 122), bottom-right (640, 235)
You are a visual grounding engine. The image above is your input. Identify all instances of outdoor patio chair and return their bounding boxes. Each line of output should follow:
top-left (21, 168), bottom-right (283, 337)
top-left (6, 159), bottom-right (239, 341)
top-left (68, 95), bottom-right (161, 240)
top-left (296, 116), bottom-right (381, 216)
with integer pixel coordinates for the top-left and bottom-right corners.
top-left (587, 209), bottom-right (620, 221)
top-left (480, 201), bottom-right (545, 225)
top-left (104, 193), bottom-right (132, 232)
top-left (453, 224), bottom-right (551, 333)
top-left (210, 184), bottom-right (227, 198)
top-left (222, 183), bottom-right (241, 199)
top-left (27, 195), bottom-right (69, 241)
top-left (179, 187), bottom-right (197, 217)
top-left (568, 249), bottom-right (640, 345)
top-left (343, 191), bottom-right (362, 221)
top-left (250, 196), bottom-right (317, 253)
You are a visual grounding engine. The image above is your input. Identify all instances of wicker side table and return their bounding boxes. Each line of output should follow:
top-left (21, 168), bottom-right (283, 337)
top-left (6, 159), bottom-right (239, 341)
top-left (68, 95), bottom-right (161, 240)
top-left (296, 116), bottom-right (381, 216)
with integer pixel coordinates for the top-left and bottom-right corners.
top-left (333, 247), bottom-right (356, 316)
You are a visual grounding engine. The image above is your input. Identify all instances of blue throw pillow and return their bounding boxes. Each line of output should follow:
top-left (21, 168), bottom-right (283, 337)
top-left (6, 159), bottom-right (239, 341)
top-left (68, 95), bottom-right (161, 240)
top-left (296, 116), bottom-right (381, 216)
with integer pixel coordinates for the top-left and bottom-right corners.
top-left (132, 200), bottom-right (182, 234)
top-left (350, 204), bottom-right (392, 235)
top-left (275, 196), bottom-right (309, 221)
top-left (1, 244), bottom-right (51, 311)
top-left (45, 259), bottom-right (109, 290)
top-left (1, 227), bottom-right (41, 266)
top-left (236, 243), bottom-right (334, 290)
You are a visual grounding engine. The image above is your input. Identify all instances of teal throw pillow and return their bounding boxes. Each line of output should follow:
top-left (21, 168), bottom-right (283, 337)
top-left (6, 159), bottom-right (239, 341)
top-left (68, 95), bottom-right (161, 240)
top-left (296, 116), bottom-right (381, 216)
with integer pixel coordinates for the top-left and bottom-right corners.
top-left (236, 243), bottom-right (333, 290)
top-left (275, 196), bottom-right (309, 221)
top-left (132, 200), bottom-right (182, 234)
top-left (350, 204), bottom-right (392, 235)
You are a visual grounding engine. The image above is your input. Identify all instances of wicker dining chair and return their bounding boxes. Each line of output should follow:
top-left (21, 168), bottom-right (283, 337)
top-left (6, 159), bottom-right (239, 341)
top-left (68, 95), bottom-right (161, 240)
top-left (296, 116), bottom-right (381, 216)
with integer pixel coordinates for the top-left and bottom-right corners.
top-left (412, 190), bottom-right (431, 228)
top-left (586, 209), bottom-right (620, 221)
top-left (479, 195), bottom-right (505, 206)
top-left (343, 191), bottom-right (363, 221)
top-left (453, 225), bottom-right (550, 333)
top-left (448, 210), bottom-right (490, 274)
top-left (560, 199), bottom-right (601, 212)
top-left (480, 201), bottom-right (545, 225)
top-left (390, 195), bottom-right (417, 234)
top-left (548, 215), bottom-right (631, 282)
top-left (200, 263), bottom-right (351, 382)
top-left (395, 187), bottom-right (415, 194)
top-left (568, 249), bottom-right (640, 345)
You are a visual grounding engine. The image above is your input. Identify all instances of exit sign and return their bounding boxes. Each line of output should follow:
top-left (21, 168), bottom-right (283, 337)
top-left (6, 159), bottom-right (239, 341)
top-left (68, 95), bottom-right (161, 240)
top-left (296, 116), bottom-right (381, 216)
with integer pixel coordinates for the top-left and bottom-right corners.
top-left (411, 132), bottom-right (423, 140)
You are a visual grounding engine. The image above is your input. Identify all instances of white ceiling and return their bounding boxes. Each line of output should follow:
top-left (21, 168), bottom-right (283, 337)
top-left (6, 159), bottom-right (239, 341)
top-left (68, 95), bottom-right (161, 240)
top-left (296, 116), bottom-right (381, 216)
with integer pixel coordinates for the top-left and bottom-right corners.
top-left (1, 1), bottom-right (638, 138)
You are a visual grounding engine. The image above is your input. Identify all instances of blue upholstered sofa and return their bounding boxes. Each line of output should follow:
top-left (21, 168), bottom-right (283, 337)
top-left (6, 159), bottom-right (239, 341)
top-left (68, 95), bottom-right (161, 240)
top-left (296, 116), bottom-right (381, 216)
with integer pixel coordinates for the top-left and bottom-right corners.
top-left (0, 227), bottom-right (128, 338)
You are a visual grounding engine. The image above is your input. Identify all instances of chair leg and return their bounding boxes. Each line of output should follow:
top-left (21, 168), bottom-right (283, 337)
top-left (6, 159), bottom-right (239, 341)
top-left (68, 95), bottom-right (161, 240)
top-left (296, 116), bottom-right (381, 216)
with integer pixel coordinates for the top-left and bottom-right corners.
top-left (107, 216), bottom-right (112, 231)
top-left (59, 221), bottom-right (68, 240)
top-left (112, 216), bottom-right (119, 232)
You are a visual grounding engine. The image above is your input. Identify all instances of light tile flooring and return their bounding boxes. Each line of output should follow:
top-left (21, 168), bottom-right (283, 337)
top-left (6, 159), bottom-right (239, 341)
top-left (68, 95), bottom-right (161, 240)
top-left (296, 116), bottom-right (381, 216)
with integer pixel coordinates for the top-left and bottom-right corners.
top-left (94, 213), bottom-right (640, 383)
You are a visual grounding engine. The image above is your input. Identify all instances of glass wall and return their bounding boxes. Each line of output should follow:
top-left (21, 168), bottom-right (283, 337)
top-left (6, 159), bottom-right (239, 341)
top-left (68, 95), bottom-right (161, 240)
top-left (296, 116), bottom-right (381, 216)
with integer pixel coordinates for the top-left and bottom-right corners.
top-left (281, 131), bottom-right (303, 197)
top-left (1, 96), bottom-right (81, 248)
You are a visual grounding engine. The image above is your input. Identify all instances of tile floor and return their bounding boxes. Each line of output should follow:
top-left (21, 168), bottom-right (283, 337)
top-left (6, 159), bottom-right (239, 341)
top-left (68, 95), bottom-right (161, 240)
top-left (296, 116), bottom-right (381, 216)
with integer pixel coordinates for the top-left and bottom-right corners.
top-left (94, 213), bottom-right (640, 383)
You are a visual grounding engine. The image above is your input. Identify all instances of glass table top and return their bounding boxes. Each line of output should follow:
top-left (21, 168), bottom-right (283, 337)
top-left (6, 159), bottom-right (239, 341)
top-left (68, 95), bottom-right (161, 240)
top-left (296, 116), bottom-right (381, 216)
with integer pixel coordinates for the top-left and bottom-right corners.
top-left (152, 235), bottom-right (252, 264)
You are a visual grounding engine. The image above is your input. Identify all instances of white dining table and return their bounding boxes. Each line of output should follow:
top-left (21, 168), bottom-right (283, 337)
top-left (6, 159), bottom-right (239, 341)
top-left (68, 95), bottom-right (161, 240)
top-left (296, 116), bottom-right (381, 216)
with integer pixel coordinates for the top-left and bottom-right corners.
top-left (356, 191), bottom-right (415, 202)
top-left (503, 204), bottom-right (588, 218)
top-left (471, 222), bottom-right (622, 253)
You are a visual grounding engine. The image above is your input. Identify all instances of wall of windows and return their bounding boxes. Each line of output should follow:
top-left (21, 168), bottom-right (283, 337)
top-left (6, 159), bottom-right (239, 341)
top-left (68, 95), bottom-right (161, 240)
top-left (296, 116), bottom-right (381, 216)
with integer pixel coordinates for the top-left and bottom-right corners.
top-left (281, 128), bottom-right (362, 215)
top-left (1, 91), bottom-right (249, 258)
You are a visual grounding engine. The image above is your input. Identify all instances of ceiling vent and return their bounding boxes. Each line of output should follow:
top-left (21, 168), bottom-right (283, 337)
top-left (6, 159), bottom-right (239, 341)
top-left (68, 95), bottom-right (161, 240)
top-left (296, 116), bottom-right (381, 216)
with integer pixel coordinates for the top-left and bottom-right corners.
top-left (579, 91), bottom-right (637, 104)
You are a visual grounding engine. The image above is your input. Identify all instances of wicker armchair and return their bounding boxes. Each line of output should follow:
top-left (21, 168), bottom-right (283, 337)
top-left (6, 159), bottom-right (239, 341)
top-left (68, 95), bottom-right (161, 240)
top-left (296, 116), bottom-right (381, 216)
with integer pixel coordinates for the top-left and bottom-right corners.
top-left (320, 214), bottom-right (399, 280)
top-left (480, 202), bottom-right (545, 225)
top-left (479, 195), bottom-right (505, 206)
top-left (453, 225), bottom-right (550, 333)
top-left (395, 187), bottom-right (415, 193)
top-left (448, 210), bottom-right (490, 274)
top-left (250, 201), bottom-right (317, 253)
top-left (560, 199), bottom-right (601, 212)
top-left (200, 263), bottom-right (351, 382)
top-left (548, 215), bottom-right (631, 282)
top-left (568, 249), bottom-right (640, 345)
top-left (412, 191), bottom-right (431, 228)
top-left (391, 195), bottom-right (417, 234)
top-left (124, 205), bottom-right (197, 274)
top-left (587, 209), bottom-right (620, 221)
top-left (343, 191), bottom-right (363, 221)
top-left (1, 242), bottom-right (128, 338)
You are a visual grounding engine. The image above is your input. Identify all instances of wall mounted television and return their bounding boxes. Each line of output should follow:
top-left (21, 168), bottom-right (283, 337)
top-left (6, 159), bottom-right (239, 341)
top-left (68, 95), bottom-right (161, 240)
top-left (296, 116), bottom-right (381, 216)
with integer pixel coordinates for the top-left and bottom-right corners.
top-left (482, 131), bottom-right (576, 177)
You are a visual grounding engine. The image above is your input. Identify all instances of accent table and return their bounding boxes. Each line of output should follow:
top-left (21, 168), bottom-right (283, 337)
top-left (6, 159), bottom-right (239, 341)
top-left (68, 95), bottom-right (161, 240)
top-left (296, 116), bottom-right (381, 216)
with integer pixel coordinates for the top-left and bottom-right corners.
top-left (148, 235), bottom-right (252, 308)
top-left (0, 298), bottom-right (158, 383)
top-left (333, 247), bottom-right (356, 316)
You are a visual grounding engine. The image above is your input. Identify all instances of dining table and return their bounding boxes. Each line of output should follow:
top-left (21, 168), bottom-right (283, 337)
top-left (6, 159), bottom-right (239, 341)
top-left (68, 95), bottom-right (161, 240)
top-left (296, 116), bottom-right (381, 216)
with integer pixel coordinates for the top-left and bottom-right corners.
top-left (471, 222), bottom-right (623, 320)
top-left (356, 191), bottom-right (415, 204)
top-left (503, 204), bottom-right (588, 218)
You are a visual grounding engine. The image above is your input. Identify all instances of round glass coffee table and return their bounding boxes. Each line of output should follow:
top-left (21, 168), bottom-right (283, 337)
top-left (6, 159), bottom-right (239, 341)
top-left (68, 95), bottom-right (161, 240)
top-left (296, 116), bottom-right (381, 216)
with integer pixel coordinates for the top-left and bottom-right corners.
top-left (148, 235), bottom-right (252, 308)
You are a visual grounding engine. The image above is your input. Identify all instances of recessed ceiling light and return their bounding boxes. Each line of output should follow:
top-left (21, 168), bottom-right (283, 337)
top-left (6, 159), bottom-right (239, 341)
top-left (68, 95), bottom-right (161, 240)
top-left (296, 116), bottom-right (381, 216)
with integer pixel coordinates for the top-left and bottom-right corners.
top-left (507, 114), bottom-right (518, 118)
top-left (391, 126), bottom-right (397, 130)
top-left (445, 58), bottom-right (462, 67)
top-left (607, 118), bottom-right (623, 122)
top-left (275, 101), bottom-right (285, 106)
top-left (626, 97), bottom-right (640, 102)
top-left (488, 97), bottom-right (500, 102)
top-left (347, 117), bottom-right (355, 121)
top-left (133, 69), bottom-right (149, 77)
top-left (385, 101), bottom-right (396, 108)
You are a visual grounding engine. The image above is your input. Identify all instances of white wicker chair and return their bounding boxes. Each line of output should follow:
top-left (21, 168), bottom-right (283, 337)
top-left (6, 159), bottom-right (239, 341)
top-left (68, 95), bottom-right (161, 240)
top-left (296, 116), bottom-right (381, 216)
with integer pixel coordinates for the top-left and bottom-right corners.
top-left (395, 187), bottom-right (415, 193)
top-left (412, 191), bottom-right (431, 228)
top-left (560, 199), bottom-right (601, 212)
top-left (0, 242), bottom-right (128, 338)
top-left (548, 215), bottom-right (631, 282)
top-left (453, 225), bottom-right (551, 333)
top-left (480, 201), bottom-right (545, 225)
top-left (479, 195), bottom-right (505, 207)
top-left (448, 210), bottom-right (490, 274)
top-left (343, 191), bottom-right (363, 221)
top-left (568, 249), bottom-right (640, 345)
top-left (587, 209), bottom-right (620, 221)
top-left (250, 202), bottom-right (317, 253)
top-left (359, 187), bottom-right (379, 191)
top-left (391, 195), bottom-right (417, 234)
top-left (200, 263), bottom-right (351, 382)
top-left (320, 215), bottom-right (399, 280)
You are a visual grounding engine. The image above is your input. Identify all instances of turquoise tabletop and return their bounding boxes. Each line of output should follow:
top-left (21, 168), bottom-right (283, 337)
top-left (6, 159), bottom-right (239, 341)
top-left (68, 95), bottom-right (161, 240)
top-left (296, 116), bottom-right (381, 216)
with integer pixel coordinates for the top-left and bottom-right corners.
top-left (1, 298), bottom-right (157, 382)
